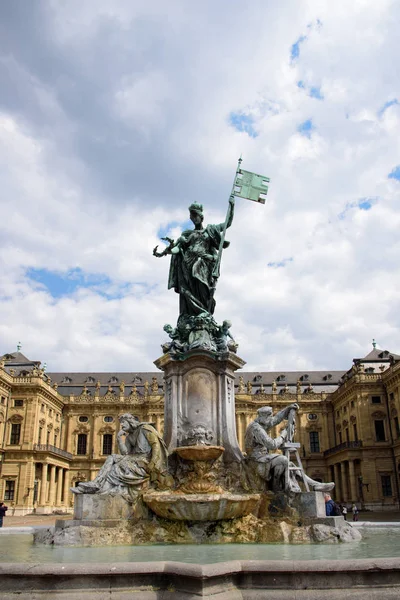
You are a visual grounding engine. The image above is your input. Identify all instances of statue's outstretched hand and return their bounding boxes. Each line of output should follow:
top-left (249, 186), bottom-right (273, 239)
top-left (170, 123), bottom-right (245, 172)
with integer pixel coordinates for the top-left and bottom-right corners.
top-left (280, 428), bottom-right (288, 439)
top-left (289, 403), bottom-right (299, 411)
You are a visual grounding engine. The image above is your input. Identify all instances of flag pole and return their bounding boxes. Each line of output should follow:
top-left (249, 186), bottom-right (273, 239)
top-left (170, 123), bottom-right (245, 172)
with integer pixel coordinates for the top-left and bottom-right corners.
top-left (208, 157), bottom-right (242, 310)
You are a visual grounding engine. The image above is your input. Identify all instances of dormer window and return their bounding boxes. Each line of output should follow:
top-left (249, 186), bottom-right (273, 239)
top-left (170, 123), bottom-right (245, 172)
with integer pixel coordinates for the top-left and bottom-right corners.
top-left (323, 374), bottom-right (332, 381)
top-left (253, 375), bottom-right (262, 382)
top-left (365, 367), bottom-right (375, 373)
top-left (276, 374), bottom-right (286, 382)
top-left (133, 376), bottom-right (142, 384)
top-left (62, 376), bottom-right (72, 383)
top-left (108, 377), bottom-right (119, 384)
top-left (300, 374), bottom-right (309, 381)
top-left (85, 377), bottom-right (95, 384)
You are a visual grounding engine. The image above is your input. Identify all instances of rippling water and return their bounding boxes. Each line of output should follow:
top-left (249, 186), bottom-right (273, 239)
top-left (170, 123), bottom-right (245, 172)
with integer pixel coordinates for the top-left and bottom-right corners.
top-left (1, 529), bottom-right (400, 564)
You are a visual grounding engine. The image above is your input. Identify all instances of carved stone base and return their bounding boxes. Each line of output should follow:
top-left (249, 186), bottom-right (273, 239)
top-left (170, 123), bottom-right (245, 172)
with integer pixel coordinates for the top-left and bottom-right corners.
top-left (73, 494), bottom-right (132, 521)
top-left (292, 491), bottom-right (326, 518)
top-left (154, 349), bottom-right (245, 462)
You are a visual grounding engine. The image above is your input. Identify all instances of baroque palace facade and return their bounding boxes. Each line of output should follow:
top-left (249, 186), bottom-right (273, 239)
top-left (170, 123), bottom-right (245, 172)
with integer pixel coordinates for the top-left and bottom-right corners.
top-left (1, 345), bottom-right (400, 515)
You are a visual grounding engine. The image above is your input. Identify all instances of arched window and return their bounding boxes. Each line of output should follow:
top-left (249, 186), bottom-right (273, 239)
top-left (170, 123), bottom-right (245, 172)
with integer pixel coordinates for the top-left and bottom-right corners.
top-left (104, 416), bottom-right (114, 423)
top-left (102, 434), bottom-right (113, 455)
top-left (77, 433), bottom-right (87, 455)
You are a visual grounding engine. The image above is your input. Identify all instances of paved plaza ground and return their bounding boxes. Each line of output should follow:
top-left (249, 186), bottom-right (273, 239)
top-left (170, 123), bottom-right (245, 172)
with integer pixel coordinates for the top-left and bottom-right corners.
top-left (1, 510), bottom-right (400, 528)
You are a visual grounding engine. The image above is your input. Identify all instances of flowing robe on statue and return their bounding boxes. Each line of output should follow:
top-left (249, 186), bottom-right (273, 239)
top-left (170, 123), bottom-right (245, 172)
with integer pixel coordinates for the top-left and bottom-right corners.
top-left (73, 424), bottom-right (170, 501)
top-left (168, 224), bottom-right (229, 316)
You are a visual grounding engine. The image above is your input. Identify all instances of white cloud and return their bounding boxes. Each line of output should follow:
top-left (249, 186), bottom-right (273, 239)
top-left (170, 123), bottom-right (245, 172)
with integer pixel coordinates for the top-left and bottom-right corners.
top-left (1, 0), bottom-right (400, 372)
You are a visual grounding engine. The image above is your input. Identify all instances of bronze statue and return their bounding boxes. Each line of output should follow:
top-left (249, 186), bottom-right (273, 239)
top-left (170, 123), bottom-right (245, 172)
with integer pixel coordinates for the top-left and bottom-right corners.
top-left (154, 200), bottom-right (235, 317)
top-left (71, 414), bottom-right (173, 501)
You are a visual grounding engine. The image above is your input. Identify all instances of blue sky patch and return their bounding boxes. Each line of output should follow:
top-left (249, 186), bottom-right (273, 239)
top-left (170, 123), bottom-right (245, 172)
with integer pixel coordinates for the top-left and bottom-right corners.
top-left (290, 35), bottom-right (307, 61)
top-left (338, 197), bottom-right (377, 219)
top-left (358, 199), bottom-right (372, 211)
top-left (388, 165), bottom-right (400, 180)
top-left (297, 81), bottom-right (323, 100)
top-left (26, 267), bottom-right (120, 299)
top-left (268, 257), bottom-right (293, 268)
top-left (298, 119), bottom-right (314, 138)
top-left (229, 112), bottom-right (258, 138)
top-left (378, 99), bottom-right (399, 117)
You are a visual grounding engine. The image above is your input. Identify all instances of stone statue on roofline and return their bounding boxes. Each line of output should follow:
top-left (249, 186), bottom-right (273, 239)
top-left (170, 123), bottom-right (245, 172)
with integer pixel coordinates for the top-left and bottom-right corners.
top-left (154, 200), bottom-right (238, 357)
top-left (244, 403), bottom-right (334, 495)
top-left (71, 413), bottom-right (173, 502)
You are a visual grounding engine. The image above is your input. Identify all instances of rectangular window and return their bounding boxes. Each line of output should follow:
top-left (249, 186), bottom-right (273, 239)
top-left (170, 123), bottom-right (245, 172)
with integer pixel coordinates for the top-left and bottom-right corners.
top-left (38, 427), bottom-right (42, 444)
top-left (389, 393), bottom-right (395, 401)
top-left (394, 416), bottom-right (400, 439)
top-left (0, 396), bottom-right (5, 404)
top-left (375, 420), bottom-right (386, 442)
top-left (46, 431), bottom-right (51, 445)
top-left (353, 423), bottom-right (358, 441)
top-left (345, 428), bottom-right (350, 442)
top-left (4, 480), bottom-right (15, 501)
top-left (351, 400), bottom-right (355, 408)
top-left (77, 434), bottom-right (87, 455)
top-left (54, 435), bottom-right (58, 447)
top-left (381, 475), bottom-right (392, 497)
top-left (339, 431), bottom-right (343, 444)
top-left (41, 404), bottom-right (45, 412)
top-left (10, 423), bottom-right (21, 445)
top-left (309, 431), bottom-right (320, 453)
top-left (102, 434), bottom-right (113, 455)
top-left (372, 396), bottom-right (381, 404)
top-left (14, 399), bottom-right (24, 407)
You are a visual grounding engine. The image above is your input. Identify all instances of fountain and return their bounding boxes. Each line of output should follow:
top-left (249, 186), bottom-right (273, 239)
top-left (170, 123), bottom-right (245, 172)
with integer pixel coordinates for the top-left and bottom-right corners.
top-left (3, 161), bottom-right (400, 598)
top-left (34, 162), bottom-right (357, 547)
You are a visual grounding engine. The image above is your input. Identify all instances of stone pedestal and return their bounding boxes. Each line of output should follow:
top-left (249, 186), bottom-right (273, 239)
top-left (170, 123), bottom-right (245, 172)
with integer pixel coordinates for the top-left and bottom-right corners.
top-left (73, 494), bottom-right (132, 521)
top-left (293, 491), bottom-right (326, 518)
top-left (154, 350), bottom-right (245, 462)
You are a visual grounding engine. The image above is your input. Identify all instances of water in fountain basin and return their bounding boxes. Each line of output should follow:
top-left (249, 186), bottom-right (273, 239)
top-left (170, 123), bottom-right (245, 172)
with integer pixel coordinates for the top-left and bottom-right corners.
top-left (1, 529), bottom-right (400, 564)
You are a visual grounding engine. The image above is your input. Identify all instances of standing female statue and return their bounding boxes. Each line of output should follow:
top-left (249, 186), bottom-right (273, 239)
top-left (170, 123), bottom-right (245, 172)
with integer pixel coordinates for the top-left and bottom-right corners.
top-left (154, 200), bottom-right (235, 317)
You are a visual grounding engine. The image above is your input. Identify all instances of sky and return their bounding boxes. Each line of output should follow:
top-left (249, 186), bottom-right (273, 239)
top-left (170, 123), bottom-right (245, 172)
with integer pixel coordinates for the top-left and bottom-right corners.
top-left (1, 0), bottom-right (400, 372)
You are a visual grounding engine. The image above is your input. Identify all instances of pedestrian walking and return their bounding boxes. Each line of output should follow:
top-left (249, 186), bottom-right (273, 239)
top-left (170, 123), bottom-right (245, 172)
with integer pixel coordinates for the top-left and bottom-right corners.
top-left (341, 505), bottom-right (348, 520)
top-left (352, 503), bottom-right (359, 522)
top-left (0, 502), bottom-right (8, 527)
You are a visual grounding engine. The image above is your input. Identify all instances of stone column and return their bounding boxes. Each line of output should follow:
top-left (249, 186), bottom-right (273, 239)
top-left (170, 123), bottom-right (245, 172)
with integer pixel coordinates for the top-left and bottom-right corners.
top-left (236, 414), bottom-right (243, 451)
top-left (39, 463), bottom-right (48, 506)
top-left (63, 470), bottom-right (70, 505)
top-left (348, 460), bottom-right (357, 501)
top-left (49, 464), bottom-right (57, 505)
top-left (333, 463), bottom-right (342, 501)
top-left (155, 415), bottom-right (161, 433)
top-left (341, 462), bottom-right (349, 501)
top-left (56, 468), bottom-right (63, 507)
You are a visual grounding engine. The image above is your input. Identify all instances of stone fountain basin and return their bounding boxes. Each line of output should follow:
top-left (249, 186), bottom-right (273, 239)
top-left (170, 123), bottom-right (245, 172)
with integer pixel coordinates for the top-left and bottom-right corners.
top-left (142, 490), bottom-right (260, 521)
top-left (174, 445), bottom-right (224, 461)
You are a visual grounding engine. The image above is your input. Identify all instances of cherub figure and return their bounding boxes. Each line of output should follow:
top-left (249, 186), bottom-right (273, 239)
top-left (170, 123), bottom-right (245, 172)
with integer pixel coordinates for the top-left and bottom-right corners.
top-left (162, 324), bottom-right (185, 354)
top-left (215, 320), bottom-right (237, 353)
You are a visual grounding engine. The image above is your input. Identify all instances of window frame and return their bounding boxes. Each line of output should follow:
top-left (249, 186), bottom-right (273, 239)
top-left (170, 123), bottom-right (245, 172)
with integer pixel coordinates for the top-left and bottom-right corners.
top-left (10, 423), bottom-right (21, 445)
top-left (4, 480), bottom-right (15, 501)
top-left (309, 431), bottom-right (320, 453)
top-left (77, 433), bottom-right (88, 455)
top-left (102, 433), bottom-right (113, 455)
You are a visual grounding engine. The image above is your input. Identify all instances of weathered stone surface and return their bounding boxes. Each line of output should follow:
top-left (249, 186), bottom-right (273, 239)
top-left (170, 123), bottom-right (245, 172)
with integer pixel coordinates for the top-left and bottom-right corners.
top-left (293, 491), bottom-right (326, 518)
top-left (2, 557), bottom-right (400, 599)
top-left (142, 490), bottom-right (260, 521)
top-left (73, 493), bottom-right (132, 521)
top-left (311, 522), bottom-right (362, 543)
